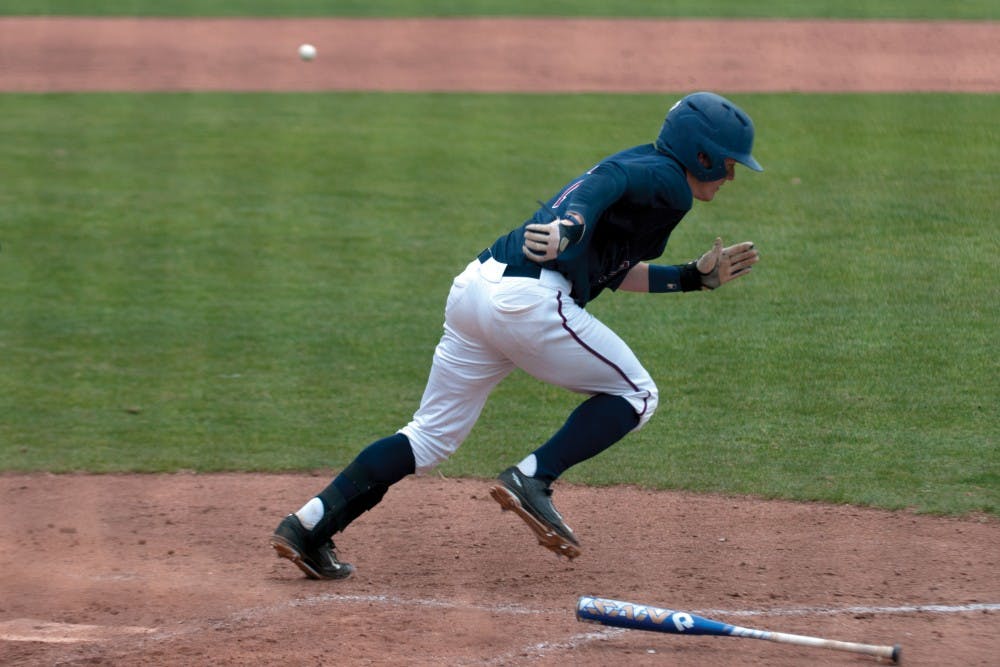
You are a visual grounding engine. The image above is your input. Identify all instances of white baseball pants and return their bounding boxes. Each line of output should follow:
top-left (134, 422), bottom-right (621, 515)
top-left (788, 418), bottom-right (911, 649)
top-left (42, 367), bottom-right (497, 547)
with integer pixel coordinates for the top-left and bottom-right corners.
top-left (401, 257), bottom-right (658, 473)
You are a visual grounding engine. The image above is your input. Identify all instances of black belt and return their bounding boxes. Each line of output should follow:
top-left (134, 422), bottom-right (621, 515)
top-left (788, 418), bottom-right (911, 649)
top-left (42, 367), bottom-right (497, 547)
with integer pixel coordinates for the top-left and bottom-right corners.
top-left (477, 248), bottom-right (542, 279)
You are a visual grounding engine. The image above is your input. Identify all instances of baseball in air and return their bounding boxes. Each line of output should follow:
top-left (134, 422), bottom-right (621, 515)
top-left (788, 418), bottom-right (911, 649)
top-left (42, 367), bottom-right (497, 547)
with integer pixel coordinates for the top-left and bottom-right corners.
top-left (298, 44), bottom-right (317, 61)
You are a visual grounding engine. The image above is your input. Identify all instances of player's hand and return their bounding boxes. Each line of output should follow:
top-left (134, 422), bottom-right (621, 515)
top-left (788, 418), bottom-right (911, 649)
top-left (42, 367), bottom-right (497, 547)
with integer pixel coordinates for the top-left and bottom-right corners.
top-left (522, 218), bottom-right (584, 263)
top-left (696, 237), bottom-right (759, 289)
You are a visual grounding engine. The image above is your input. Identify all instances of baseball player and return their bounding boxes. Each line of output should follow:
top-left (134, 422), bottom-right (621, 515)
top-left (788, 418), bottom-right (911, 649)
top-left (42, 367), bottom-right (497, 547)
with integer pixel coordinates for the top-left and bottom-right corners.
top-left (271, 91), bottom-right (763, 578)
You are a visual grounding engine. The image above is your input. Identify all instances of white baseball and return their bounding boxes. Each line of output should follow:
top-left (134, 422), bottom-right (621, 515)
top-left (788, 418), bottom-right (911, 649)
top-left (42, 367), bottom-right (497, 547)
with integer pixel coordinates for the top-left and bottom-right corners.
top-left (298, 44), bottom-right (317, 61)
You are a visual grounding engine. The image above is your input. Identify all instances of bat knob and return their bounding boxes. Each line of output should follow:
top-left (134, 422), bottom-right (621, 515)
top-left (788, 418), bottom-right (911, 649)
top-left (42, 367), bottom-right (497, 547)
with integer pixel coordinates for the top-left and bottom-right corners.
top-left (891, 644), bottom-right (902, 663)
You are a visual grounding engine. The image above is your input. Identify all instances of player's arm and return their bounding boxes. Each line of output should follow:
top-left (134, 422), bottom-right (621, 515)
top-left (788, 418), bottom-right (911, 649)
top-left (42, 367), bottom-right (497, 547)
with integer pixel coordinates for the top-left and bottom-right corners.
top-left (618, 263), bottom-right (689, 293)
top-left (522, 164), bottom-right (627, 263)
top-left (620, 239), bottom-right (759, 293)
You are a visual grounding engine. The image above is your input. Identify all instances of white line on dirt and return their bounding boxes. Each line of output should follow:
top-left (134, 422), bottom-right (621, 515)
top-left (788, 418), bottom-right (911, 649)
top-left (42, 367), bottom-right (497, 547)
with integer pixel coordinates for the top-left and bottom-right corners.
top-left (696, 602), bottom-right (1000, 618)
top-left (297, 593), bottom-right (1000, 620)
top-left (22, 593), bottom-right (990, 649)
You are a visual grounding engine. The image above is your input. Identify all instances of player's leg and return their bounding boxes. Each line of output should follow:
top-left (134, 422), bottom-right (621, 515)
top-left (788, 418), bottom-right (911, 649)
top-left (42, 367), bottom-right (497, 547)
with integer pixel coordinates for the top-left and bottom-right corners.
top-left (399, 260), bottom-right (516, 473)
top-left (505, 289), bottom-right (656, 471)
top-left (271, 432), bottom-right (413, 580)
top-left (289, 322), bottom-right (511, 553)
top-left (272, 260), bottom-right (513, 577)
top-left (489, 282), bottom-right (657, 557)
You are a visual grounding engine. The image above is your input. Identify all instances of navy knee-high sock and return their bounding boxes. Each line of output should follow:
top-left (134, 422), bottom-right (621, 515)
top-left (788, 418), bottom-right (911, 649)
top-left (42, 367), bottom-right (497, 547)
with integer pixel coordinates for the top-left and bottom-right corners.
top-left (328, 433), bottom-right (415, 499)
top-left (312, 433), bottom-right (415, 538)
top-left (530, 394), bottom-right (639, 483)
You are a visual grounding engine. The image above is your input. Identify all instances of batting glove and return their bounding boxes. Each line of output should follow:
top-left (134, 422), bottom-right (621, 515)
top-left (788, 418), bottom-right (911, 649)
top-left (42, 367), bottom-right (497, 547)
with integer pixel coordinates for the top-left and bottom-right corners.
top-left (695, 237), bottom-right (759, 289)
top-left (522, 216), bottom-right (585, 263)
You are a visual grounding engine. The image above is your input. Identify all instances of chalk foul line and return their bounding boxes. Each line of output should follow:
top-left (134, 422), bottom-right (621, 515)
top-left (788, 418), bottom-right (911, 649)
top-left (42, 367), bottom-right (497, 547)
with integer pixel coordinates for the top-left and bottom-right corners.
top-left (302, 593), bottom-right (1000, 620)
top-left (696, 602), bottom-right (1000, 618)
top-left (6, 596), bottom-right (992, 646)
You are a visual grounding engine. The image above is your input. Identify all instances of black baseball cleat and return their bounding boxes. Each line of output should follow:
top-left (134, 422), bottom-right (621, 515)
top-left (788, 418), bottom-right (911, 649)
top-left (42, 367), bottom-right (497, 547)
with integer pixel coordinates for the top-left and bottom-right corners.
top-left (270, 514), bottom-right (355, 580)
top-left (490, 467), bottom-right (581, 560)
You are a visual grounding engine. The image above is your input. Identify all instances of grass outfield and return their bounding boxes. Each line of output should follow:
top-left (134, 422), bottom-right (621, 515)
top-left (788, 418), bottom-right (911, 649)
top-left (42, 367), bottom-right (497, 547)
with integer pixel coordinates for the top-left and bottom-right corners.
top-left (3, 1), bottom-right (998, 19)
top-left (0, 92), bottom-right (997, 517)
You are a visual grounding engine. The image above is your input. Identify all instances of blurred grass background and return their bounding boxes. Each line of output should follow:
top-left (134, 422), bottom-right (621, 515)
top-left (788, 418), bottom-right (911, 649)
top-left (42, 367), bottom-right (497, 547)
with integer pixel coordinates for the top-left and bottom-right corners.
top-left (1, 92), bottom-right (996, 517)
top-left (2, 1), bottom-right (998, 19)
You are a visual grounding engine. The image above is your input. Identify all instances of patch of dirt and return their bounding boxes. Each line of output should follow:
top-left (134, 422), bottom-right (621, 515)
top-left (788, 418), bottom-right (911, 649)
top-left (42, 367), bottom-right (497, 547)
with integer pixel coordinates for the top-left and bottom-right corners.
top-left (1, 17), bottom-right (997, 667)
top-left (0, 18), bottom-right (998, 92)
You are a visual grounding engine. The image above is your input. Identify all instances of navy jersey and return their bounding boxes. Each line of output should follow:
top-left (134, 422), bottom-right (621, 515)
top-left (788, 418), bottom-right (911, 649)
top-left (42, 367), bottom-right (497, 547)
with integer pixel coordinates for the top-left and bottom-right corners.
top-left (489, 143), bottom-right (692, 306)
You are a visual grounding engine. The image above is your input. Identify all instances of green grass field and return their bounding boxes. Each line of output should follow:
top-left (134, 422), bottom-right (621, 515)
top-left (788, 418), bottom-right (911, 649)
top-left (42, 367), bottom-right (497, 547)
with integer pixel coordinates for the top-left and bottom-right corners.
top-left (3, 0), bottom-right (998, 19)
top-left (1, 92), bottom-right (996, 517)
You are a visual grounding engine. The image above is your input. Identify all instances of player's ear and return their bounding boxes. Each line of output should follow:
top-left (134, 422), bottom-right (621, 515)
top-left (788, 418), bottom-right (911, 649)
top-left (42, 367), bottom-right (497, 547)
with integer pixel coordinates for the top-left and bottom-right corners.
top-left (696, 152), bottom-right (713, 170)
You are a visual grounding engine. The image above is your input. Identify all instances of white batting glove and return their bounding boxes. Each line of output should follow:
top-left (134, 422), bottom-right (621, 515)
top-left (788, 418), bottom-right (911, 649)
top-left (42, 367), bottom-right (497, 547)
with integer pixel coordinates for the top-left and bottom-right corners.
top-left (522, 218), bottom-right (585, 263)
top-left (696, 237), bottom-right (759, 289)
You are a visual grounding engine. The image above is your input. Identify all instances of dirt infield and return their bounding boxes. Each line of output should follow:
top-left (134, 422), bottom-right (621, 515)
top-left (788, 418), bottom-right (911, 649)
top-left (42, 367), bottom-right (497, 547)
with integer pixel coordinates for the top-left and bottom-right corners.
top-left (2, 17), bottom-right (998, 667)
top-left (2, 473), bottom-right (998, 666)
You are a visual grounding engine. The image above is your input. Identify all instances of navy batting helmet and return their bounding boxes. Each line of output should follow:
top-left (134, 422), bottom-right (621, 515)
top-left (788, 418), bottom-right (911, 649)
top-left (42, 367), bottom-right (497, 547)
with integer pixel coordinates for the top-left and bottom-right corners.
top-left (655, 92), bottom-right (763, 182)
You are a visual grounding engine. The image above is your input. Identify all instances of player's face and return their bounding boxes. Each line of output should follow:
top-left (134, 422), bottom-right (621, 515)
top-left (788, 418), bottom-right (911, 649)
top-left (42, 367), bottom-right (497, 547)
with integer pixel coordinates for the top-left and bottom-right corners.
top-left (689, 159), bottom-right (736, 202)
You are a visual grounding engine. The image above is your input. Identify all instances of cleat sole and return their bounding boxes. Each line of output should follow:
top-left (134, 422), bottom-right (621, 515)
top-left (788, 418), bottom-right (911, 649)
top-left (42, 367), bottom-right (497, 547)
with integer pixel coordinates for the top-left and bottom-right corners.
top-left (270, 536), bottom-right (324, 579)
top-left (490, 485), bottom-right (581, 560)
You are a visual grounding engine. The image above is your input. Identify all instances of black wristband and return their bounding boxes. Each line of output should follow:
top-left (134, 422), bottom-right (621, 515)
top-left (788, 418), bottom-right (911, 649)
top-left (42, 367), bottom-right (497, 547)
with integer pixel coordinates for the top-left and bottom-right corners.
top-left (678, 261), bottom-right (703, 292)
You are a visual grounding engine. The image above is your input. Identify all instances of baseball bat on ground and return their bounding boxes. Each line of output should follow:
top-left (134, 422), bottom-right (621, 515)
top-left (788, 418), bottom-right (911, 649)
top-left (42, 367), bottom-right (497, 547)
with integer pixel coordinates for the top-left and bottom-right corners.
top-left (576, 596), bottom-right (901, 663)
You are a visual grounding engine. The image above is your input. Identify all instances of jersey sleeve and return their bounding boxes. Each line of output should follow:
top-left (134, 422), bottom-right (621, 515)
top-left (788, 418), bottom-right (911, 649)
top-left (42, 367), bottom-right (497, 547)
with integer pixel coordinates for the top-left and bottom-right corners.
top-left (557, 162), bottom-right (628, 262)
